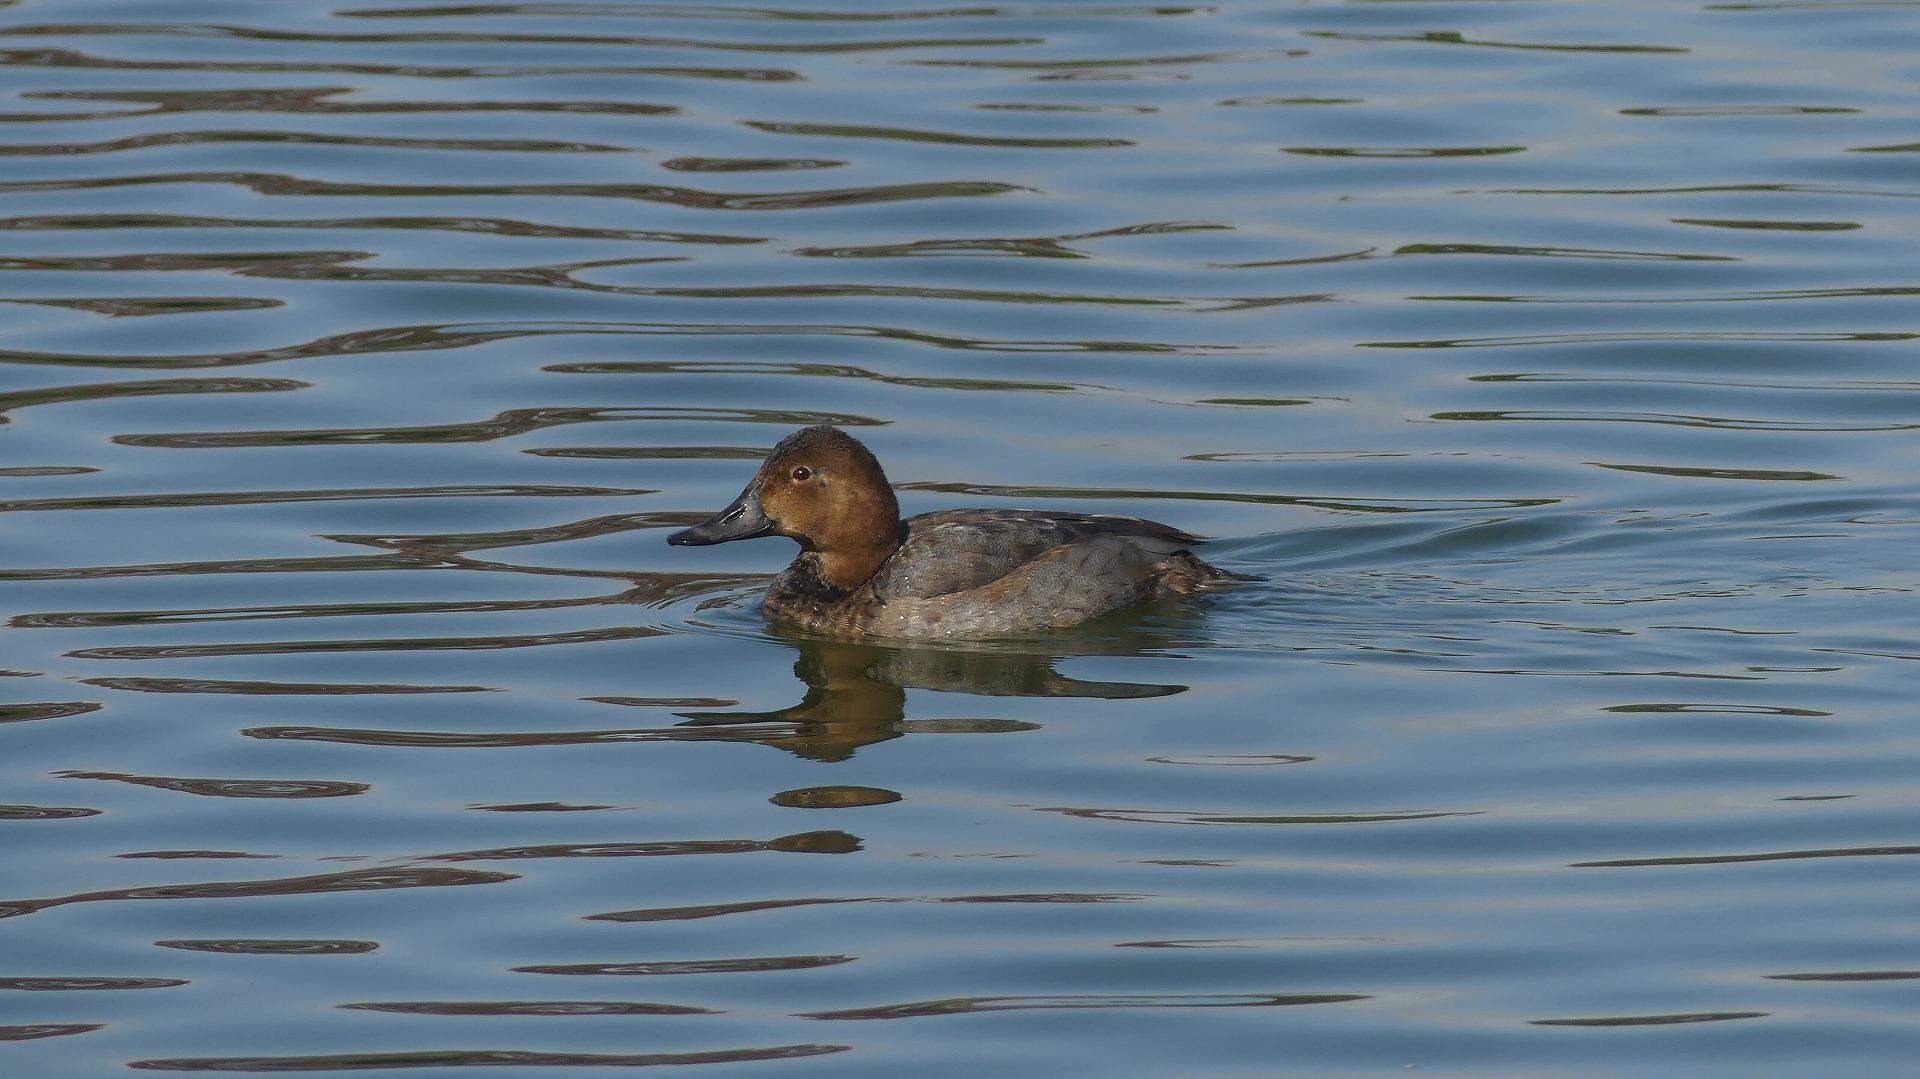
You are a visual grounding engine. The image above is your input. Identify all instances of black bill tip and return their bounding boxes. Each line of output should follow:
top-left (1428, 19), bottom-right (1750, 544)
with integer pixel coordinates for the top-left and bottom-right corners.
top-left (668, 486), bottom-right (774, 546)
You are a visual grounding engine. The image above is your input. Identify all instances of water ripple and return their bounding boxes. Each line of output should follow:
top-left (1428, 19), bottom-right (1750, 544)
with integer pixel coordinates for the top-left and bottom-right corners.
top-left (0, 130), bottom-right (629, 156)
top-left (4, 0), bottom-right (1919, 1073)
top-left (156, 939), bottom-right (380, 955)
top-left (0, 867), bottom-right (519, 921)
top-left (0, 171), bottom-right (1027, 209)
top-left (57, 772), bottom-right (371, 799)
top-left (341, 999), bottom-right (714, 1015)
top-left (0, 22), bottom-right (1035, 53)
top-left (67, 626), bottom-right (665, 660)
top-left (0, 45), bottom-right (805, 81)
top-left (0, 213), bottom-right (765, 244)
top-left (338, 4), bottom-right (1214, 22)
top-left (127, 1045), bottom-right (850, 1072)
top-left (803, 992), bottom-right (1368, 1019)
top-left (1303, 30), bottom-right (1689, 54)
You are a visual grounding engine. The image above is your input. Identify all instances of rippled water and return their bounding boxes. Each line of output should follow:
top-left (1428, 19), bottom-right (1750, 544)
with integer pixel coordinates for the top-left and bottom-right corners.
top-left (3, 0), bottom-right (1918, 1074)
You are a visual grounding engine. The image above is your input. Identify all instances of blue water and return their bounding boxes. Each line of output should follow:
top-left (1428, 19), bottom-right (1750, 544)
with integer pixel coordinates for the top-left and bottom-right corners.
top-left (2, 0), bottom-right (1918, 1075)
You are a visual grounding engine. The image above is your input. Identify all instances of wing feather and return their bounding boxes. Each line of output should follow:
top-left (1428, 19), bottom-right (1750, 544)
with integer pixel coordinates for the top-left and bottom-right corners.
top-left (874, 509), bottom-right (1204, 599)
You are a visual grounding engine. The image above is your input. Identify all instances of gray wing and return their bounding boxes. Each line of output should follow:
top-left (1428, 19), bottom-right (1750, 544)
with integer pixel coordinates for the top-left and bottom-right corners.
top-left (874, 509), bottom-right (1203, 599)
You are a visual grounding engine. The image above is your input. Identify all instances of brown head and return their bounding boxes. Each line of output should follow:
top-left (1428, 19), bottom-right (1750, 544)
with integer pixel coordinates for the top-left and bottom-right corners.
top-left (668, 425), bottom-right (902, 591)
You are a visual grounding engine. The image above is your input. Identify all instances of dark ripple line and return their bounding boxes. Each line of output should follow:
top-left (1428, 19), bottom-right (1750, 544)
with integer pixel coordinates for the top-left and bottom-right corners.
top-left (0, 377), bottom-right (305, 418)
top-left (428, 834), bottom-right (846, 861)
top-left (909, 46), bottom-right (1304, 68)
top-left (0, 701), bottom-right (101, 722)
top-left (1767, 970), bottom-right (1920, 981)
top-left (0, 45), bottom-right (801, 80)
top-left (0, 249), bottom-right (389, 277)
top-left (1625, 105), bottom-right (1857, 117)
top-left (1046, 806), bottom-right (1475, 825)
top-left (330, 516), bottom-right (728, 559)
top-left (121, 851), bottom-right (279, 860)
top-left (15, 591), bottom-right (628, 628)
top-left (0, 545), bottom-right (646, 584)
top-left (13, 296), bottom-right (279, 317)
top-left (57, 771), bottom-right (370, 799)
top-left (114, 406), bottom-right (876, 448)
top-left (516, 955), bottom-right (854, 975)
top-left (1304, 30), bottom-right (1687, 53)
top-left (10, 86), bottom-right (682, 118)
top-left (240, 723), bottom-right (809, 748)
top-left (1531, 1011), bottom-right (1766, 1027)
top-left (1483, 182), bottom-right (1920, 199)
top-left (1706, 1), bottom-right (1920, 8)
top-left (0, 129), bottom-right (626, 156)
top-left (899, 480), bottom-right (1557, 513)
top-left (0, 975), bottom-right (187, 991)
top-left (1364, 330), bottom-right (1916, 348)
top-left (1813, 646), bottom-right (1920, 661)
top-left (128, 1045), bottom-right (849, 1071)
top-left (0, 867), bottom-right (518, 920)
top-left (67, 626), bottom-right (664, 661)
top-left (744, 119), bottom-right (1129, 148)
top-left (340, 1000), bottom-right (712, 1016)
top-left (158, 938), bottom-right (379, 955)
top-left (70, 535), bottom-right (712, 594)
top-left (136, 250), bottom-right (1197, 309)
top-left (550, 358), bottom-right (1086, 396)
top-left (0, 465), bottom-right (97, 476)
top-left (0, 319), bottom-right (1225, 372)
top-left (803, 992), bottom-right (1366, 1019)
top-left (1397, 242), bottom-right (1733, 262)
top-left (795, 219), bottom-right (1225, 259)
top-left (1593, 463), bottom-right (1838, 482)
top-left (1433, 410), bottom-right (1918, 432)
top-left (1418, 285), bottom-right (1920, 303)
top-left (0, 1024), bottom-right (104, 1041)
top-left (1474, 372), bottom-right (1920, 391)
top-left (1576, 845), bottom-right (1920, 868)
top-left (1286, 145), bottom-right (1525, 159)
top-left (84, 677), bottom-right (495, 695)
top-left (2, 23), bottom-right (1035, 53)
top-left (0, 170), bottom-right (1027, 210)
top-left (0, 484), bottom-right (643, 513)
top-left (354, 266), bottom-right (1201, 311)
top-left (661, 155), bottom-right (843, 172)
top-left (1210, 246), bottom-right (1375, 268)
top-left (0, 804), bottom-right (101, 820)
top-left (1672, 217), bottom-right (1860, 231)
top-left (339, 3), bottom-right (1208, 22)
top-left (589, 892), bottom-right (1145, 921)
top-left (0, 552), bottom-right (452, 582)
top-left (1602, 703), bottom-right (1830, 716)
top-left (0, 213), bottom-right (763, 245)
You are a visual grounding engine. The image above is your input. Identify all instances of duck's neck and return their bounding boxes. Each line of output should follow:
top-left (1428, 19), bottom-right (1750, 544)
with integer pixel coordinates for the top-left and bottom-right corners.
top-left (811, 535), bottom-right (899, 593)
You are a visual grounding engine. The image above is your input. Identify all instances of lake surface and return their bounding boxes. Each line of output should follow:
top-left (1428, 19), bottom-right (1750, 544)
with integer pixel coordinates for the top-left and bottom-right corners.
top-left (2, 0), bottom-right (1918, 1074)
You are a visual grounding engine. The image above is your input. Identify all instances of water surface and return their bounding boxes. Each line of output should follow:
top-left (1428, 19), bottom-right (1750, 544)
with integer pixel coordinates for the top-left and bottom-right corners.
top-left (3, 0), bottom-right (1919, 1075)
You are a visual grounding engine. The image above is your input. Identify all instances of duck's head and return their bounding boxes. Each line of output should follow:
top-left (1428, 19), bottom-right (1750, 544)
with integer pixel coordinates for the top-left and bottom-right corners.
top-left (668, 425), bottom-right (902, 590)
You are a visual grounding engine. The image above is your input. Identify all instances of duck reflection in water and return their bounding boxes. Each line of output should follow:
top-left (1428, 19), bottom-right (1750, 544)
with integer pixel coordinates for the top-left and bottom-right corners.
top-left (676, 634), bottom-right (1186, 762)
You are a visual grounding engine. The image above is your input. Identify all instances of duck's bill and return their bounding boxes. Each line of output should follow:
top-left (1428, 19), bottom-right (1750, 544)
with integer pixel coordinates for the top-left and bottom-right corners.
top-left (668, 486), bottom-right (775, 546)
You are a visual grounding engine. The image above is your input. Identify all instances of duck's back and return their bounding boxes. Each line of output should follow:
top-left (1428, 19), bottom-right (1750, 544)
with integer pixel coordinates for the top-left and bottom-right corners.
top-left (783, 509), bottom-right (1221, 638)
top-left (875, 509), bottom-right (1199, 599)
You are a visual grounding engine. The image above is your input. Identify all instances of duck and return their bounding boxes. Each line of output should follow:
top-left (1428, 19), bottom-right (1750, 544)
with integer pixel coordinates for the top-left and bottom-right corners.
top-left (668, 425), bottom-right (1241, 639)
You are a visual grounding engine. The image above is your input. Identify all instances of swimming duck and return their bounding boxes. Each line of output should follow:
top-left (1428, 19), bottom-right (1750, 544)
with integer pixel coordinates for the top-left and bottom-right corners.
top-left (668, 425), bottom-right (1239, 639)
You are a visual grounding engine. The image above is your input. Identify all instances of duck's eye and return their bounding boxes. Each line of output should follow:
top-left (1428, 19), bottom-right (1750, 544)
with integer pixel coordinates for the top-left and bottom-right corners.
top-left (790, 466), bottom-right (812, 482)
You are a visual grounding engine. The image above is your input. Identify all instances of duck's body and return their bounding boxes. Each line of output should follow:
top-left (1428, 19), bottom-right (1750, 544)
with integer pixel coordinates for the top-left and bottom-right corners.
top-left (669, 426), bottom-right (1239, 640)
